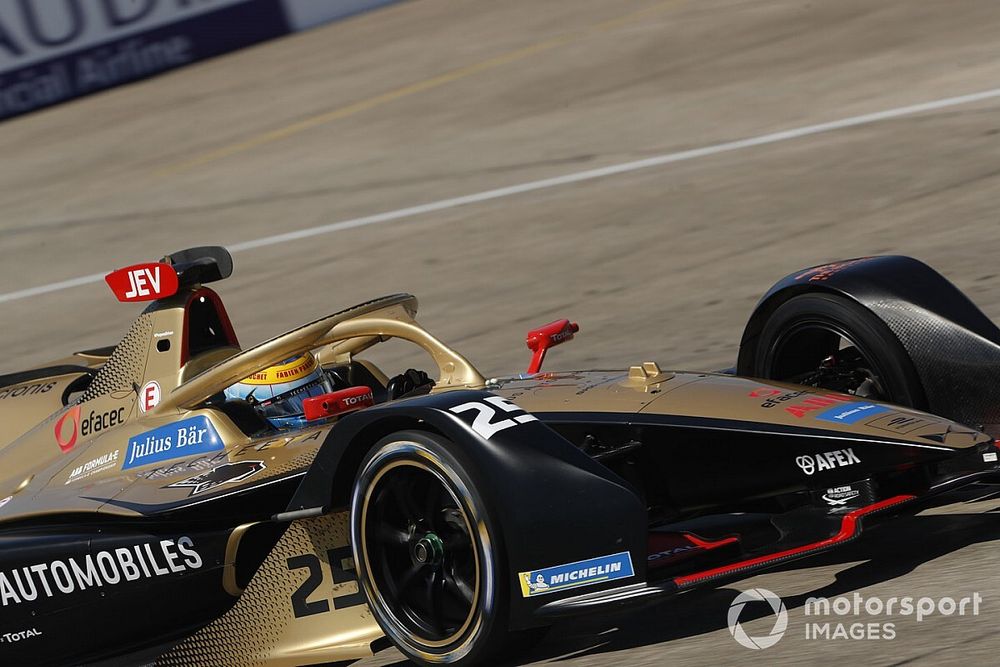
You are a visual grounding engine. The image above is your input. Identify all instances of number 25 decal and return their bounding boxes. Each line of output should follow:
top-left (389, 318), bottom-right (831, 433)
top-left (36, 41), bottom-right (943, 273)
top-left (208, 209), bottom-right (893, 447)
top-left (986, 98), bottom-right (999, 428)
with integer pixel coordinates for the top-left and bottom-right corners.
top-left (286, 545), bottom-right (366, 618)
top-left (449, 396), bottom-right (537, 439)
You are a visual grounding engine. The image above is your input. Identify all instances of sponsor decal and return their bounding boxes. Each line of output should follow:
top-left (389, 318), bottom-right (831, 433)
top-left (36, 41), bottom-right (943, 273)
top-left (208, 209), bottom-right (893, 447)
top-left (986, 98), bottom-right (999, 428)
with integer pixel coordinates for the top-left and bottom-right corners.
top-left (796, 448), bottom-right (861, 476)
top-left (814, 402), bottom-right (890, 425)
top-left (749, 387), bottom-right (807, 409)
top-left (165, 460), bottom-right (265, 496)
top-left (141, 450), bottom-right (230, 480)
top-left (139, 380), bottom-right (161, 413)
top-left (648, 545), bottom-right (696, 561)
top-left (449, 396), bottom-right (538, 440)
top-left (53, 405), bottom-right (81, 452)
top-left (0, 536), bottom-right (202, 607)
top-left (0, 496), bottom-right (11, 510)
top-left (66, 450), bottom-right (120, 484)
top-left (122, 416), bottom-right (223, 470)
top-left (242, 354), bottom-right (317, 385)
top-left (763, 392), bottom-right (854, 419)
top-left (794, 258), bottom-right (872, 283)
top-left (153, 330), bottom-right (174, 338)
top-left (54, 406), bottom-right (125, 452)
top-left (822, 485), bottom-right (861, 506)
top-left (79, 406), bottom-right (125, 436)
top-left (0, 628), bottom-right (41, 644)
top-left (518, 552), bottom-right (634, 597)
top-left (728, 588), bottom-right (788, 649)
top-left (0, 381), bottom-right (54, 400)
top-left (0, 0), bottom-right (295, 121)
top-left (303, 386), bottom-right (374, 421)
top-left (105, 262), bottom-right (178, 302)
top-left (865, 413), bottom-right (929, 435)
top-left (231, 428), bottom-right (323, 455)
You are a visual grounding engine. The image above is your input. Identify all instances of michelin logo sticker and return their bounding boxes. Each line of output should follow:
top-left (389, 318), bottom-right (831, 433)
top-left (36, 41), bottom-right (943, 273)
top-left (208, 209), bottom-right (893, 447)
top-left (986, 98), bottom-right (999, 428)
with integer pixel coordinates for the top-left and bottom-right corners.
top-left (122, 416), bottom-right (223, 470)
top-left (518, 552), bottom-right (634, 597)
top-left (814, 402), bottom-right (890, 425)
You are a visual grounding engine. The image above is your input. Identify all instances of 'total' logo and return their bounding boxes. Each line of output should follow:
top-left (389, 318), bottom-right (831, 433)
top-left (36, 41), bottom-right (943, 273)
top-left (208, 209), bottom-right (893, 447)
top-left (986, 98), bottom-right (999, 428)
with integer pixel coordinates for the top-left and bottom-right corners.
top-left (105, 263), bottom-right (178, 302)
top-left (140, 381), bottom-right (161, 413)
top-left (54, 405), bottom-right (81, 452)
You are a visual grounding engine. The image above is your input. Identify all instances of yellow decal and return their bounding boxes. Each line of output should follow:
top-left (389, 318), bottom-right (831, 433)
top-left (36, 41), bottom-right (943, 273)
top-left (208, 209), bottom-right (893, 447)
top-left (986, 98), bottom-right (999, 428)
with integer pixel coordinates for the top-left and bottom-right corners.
top-left (240, 355), bottom-right (317, 386)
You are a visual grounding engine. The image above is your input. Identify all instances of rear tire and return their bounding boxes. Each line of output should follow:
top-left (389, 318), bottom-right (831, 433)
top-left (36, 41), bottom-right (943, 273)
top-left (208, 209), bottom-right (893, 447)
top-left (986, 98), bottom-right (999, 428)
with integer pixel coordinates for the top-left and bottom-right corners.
top-left (740, 293), bottom-right (927, 409)
top-left (350, 430), bottom-right (511, 665)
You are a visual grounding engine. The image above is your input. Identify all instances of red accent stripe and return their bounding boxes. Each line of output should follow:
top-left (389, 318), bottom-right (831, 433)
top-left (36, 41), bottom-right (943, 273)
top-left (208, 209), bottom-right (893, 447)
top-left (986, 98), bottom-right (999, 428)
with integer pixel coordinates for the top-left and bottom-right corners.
top-left (673, 494), bottom-right (915, 586)
top-left (683, 533), bottom-right (739, 550)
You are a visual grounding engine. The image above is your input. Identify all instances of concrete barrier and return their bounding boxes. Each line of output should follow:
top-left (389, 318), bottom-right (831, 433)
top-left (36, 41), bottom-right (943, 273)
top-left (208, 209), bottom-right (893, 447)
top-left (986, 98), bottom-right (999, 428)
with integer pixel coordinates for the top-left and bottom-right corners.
top-left (0, 0), bottom-right (401, 121)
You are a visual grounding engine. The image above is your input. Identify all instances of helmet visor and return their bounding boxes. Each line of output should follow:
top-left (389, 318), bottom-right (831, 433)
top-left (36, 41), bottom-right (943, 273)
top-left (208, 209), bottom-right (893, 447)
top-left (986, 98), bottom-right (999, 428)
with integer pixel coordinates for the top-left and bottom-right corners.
top-left (253, 373), bottom-right (334, 419)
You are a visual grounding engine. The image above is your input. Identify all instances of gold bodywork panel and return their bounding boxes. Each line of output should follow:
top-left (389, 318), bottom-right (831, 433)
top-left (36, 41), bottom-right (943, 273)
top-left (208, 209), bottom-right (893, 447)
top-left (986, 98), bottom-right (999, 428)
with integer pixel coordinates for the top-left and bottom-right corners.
top-left (158, 512), bottom-right (382, 667)
top-left (494, 370), bottom-right (989, 450)
top-left (0, 372), bottom-right (84, 450)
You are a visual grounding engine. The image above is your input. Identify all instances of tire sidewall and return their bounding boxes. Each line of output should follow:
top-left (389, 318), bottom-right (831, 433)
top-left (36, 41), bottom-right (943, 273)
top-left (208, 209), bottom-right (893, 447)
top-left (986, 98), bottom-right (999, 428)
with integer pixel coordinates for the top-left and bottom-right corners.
top-left (350, 430), bottom-right (507, 665)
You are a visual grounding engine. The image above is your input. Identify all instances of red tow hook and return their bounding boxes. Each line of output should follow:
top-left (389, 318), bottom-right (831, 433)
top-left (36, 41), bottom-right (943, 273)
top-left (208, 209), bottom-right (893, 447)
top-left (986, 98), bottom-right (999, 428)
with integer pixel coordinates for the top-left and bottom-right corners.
top-left (525, 319), bottom-right (579, 374)
top-left (303, 386), bottom-right (374, 421)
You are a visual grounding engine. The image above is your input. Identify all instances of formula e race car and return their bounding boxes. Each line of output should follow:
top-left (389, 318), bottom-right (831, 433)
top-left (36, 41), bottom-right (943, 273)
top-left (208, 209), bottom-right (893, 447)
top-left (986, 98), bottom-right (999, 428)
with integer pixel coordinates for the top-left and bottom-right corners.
top-left (0, 248), bottom-right (998, 666)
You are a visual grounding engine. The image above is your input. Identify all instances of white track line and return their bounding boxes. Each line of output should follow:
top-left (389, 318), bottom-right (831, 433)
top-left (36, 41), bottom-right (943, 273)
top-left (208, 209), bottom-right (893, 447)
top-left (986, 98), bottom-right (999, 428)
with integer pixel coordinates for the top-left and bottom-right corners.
top-left (4, 86), bottom-right (1000, 305)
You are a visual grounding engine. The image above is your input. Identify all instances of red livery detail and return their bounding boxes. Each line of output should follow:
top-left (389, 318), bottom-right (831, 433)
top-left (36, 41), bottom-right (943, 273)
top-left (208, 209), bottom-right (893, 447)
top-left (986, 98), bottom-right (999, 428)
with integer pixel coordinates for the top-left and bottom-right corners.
top-left (673, 494), bottom-right (915, 587)
top-left (303, 386), bottom-right (375, 421)
top-left (525, 319), bottom-right (579, 374)
top-left (54, 405), bottom-right (81, 452)
top-left (647, 531), bottom-right (739, 570)
top-left (105, 263), bottom-right (179, 302)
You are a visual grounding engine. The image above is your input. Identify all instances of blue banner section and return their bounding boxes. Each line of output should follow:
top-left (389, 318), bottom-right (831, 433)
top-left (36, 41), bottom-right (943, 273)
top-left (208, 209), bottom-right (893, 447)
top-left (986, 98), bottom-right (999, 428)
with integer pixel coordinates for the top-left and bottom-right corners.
top-left (815, 402), bottom-right (891, 425)
top-left (518, 551), bottom-right (634, 597)
top-left (0, 0), bottom-right (290, 121)
top-left (122, 416), bottom-right (224, 470)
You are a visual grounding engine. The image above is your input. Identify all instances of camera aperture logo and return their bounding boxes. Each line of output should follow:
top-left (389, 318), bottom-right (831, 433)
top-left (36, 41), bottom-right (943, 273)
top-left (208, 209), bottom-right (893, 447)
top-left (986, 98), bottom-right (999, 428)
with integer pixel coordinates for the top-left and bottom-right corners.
top-left (727, 588), bottom-right (788, 649)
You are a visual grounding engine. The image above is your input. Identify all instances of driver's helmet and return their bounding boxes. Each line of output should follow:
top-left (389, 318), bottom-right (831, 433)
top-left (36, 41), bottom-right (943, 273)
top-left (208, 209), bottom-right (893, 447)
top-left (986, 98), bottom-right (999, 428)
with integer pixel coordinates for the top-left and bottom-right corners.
top-left (224, 352), bottom-right (333, 429)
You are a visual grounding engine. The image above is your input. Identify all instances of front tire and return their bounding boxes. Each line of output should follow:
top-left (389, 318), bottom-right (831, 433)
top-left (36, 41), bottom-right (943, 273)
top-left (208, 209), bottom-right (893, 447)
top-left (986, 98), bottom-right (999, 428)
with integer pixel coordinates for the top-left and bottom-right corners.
top-left (739, 293), bottom-right (927, 409)
top-left (350, 430), bottom-right (509, 665)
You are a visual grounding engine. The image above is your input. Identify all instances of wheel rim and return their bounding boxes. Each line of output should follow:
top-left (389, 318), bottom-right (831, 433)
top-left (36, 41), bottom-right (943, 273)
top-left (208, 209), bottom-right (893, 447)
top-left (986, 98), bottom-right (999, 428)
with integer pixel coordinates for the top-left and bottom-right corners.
top-left (763, 319), bottom-right (890, 400)
top-left (360, 458), bottom-right (481, 649)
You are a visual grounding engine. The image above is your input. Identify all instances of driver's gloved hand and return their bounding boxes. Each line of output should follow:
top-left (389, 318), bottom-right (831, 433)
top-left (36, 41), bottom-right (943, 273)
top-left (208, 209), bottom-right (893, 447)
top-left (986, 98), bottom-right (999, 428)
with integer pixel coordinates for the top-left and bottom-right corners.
top-left (386, 369), bottom-right (434, 400)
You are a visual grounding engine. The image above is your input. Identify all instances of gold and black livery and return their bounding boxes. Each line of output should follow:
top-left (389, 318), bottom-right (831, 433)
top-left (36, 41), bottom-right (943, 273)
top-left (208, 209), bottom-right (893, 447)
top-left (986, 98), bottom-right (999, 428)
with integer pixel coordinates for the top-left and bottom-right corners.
top-left (0, 249), bottom-right (997, 666)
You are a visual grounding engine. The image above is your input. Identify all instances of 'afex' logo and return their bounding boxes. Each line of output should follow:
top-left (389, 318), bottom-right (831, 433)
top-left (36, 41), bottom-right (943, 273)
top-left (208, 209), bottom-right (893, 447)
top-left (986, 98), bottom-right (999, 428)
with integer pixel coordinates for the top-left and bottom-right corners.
top-left (796, 448), bottom-right (861, 475)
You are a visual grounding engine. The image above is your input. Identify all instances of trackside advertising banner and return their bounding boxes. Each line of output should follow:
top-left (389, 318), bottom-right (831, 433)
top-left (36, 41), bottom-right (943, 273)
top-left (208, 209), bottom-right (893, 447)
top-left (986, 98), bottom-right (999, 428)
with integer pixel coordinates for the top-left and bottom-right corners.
top-left (0, 0), bottom-right (400, 121)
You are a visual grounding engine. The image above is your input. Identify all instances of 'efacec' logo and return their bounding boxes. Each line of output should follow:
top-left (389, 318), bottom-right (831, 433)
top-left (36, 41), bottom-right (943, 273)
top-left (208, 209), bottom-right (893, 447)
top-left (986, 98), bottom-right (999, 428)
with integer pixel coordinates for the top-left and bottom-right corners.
top-left (728, 588), bottom-right (788, 650)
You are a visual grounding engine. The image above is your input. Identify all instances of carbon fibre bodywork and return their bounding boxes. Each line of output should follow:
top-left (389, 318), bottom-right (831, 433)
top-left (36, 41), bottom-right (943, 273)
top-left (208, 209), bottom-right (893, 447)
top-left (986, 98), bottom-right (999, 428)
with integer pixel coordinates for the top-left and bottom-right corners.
top-left (738, 256), bottom-right (1000, 434)
top-left (0, 250), bottom-right (998, 665)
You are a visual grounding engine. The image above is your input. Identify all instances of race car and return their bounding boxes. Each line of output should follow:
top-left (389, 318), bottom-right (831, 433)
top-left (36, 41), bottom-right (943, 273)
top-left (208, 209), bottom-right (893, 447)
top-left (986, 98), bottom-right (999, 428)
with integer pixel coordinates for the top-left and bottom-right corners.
top-left (0, 248), bottom-right (997, 666)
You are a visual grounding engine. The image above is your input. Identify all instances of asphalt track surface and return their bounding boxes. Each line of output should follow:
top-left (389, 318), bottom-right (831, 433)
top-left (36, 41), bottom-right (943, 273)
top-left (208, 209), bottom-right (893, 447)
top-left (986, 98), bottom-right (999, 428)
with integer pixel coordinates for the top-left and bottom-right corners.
top-left (3, 1), bottom-right (1000, 665)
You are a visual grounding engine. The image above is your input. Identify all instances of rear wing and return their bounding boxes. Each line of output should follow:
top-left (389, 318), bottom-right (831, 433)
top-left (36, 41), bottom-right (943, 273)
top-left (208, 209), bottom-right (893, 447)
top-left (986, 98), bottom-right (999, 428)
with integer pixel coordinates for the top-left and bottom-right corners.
top-left (105, 247), bottom-right (233, 303)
